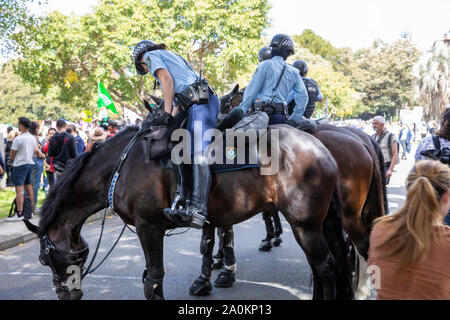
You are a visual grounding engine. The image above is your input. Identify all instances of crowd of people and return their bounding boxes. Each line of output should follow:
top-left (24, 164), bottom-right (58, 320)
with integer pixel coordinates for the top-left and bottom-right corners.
top-left (1, 117), bottom-right (122, 221)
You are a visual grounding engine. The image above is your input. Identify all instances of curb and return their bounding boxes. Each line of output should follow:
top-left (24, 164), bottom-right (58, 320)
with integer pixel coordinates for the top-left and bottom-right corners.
top-left (0, 209), bottom-right (114, 252)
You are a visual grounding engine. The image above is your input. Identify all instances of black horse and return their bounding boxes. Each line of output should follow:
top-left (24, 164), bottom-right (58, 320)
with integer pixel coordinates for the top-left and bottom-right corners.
top-left (24, 111), bottom-right (353, 299)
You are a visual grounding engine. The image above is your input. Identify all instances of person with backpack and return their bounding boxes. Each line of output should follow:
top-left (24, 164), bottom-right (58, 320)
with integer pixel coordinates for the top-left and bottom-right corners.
top-left (7, 117), bottom-right (38, 221)
top-left (415, 108), bottom-right (450, 226)
top-left (372, 116), bottom-right (399, 185)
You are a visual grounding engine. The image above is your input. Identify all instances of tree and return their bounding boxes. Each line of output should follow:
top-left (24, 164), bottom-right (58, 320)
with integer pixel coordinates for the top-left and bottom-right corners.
top-left (0, 63), bottom-right (78, 123)
top-left (11, 0), bottom-right (271, 117)
top-left (292, 29), bottom-right (340, 65)
top-left (351, 37), bottom-right (421, 118)
top-left (0, 0), bottom-right (41, 56)
top-left (287, 46), bottom-right (361, 118)
top-left (416, 40), bottom-right (450, 120)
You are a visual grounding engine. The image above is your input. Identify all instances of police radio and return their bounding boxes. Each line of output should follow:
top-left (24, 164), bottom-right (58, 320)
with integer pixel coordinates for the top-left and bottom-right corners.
top-left (197, 70), bottom-right (210, 105)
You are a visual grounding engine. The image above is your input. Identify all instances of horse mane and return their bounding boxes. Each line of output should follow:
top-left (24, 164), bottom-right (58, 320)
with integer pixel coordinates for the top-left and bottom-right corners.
top-left (38, 126), bottom-right (140, 237)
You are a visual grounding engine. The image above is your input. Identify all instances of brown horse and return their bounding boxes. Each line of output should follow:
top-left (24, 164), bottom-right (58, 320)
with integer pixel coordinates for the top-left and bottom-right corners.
top-left (146, 91), bottom-right (386, 297)
top-left (216, 85), bottom-right (386, 264)
top-left (24, 118), bottom-right (353, 300)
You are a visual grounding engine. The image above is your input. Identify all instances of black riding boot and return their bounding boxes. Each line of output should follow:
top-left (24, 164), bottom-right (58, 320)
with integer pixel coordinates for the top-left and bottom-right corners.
top-left (166, 163), bottom-right (212, 229)
top-left (170, 164), bottom-right (189, 211)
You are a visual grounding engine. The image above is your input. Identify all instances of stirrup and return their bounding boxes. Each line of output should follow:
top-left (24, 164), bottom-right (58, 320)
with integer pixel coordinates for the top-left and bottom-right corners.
top-left (163, 208), bottom-right (192, 228)
top-left (171, 193), bottom-right (186, 211)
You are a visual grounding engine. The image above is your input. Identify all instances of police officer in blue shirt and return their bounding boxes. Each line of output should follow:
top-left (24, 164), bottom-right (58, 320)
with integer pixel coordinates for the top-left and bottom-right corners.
top-left (288, 60), bottom-right (323, 118)
top-left (217, 34), bottom-right (308, 130)
top-left (133, 40), bottom-right (220, 229)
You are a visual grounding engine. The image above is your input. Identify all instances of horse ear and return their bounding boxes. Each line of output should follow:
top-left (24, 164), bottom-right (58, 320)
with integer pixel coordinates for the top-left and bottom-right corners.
top-left (149, 95), bottom-right (162, 106)
top-left (231, 83), bottom-right (239, 94)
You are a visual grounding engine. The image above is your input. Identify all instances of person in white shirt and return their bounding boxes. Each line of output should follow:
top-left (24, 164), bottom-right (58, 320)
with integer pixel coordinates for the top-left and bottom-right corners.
top-left (7, 117), bottom-right (39, 221)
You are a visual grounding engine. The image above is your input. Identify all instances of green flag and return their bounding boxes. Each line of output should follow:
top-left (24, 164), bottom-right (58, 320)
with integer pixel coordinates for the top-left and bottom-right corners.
top-left (98, 81), bottom-right (118, 114)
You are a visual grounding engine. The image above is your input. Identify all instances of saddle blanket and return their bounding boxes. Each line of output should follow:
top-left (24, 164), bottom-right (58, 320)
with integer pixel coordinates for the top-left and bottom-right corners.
top-left (160, 137), bottom-right (259, 173)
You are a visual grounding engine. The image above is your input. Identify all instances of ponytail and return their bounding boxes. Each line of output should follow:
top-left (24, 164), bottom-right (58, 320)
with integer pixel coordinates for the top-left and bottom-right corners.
top-left (373, 160), bottom-right (449, 269)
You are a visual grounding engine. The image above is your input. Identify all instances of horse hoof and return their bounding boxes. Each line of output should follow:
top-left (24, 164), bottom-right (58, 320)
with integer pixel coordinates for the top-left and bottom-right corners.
top-left (258, 239), bottom-right (272, 251)
top-left (214, 270), bottom-right (235, 288)
top-left (189, 277), bottom-right (212, 296)
top-left (271, 237), bottom-right (283, 247)
top-left (70, 289), bottom-right (83, 300)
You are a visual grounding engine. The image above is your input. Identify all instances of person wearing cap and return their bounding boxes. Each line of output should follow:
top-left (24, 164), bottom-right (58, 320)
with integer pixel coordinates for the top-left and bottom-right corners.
top-left (86, 127), bottom-right (108, 152)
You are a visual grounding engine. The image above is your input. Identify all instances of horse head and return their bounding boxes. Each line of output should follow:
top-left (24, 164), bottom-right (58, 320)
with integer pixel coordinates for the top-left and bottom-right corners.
top-left (219, 84), bottom-right (244, 115)
top-left (25, 219), bottom-right (89, 300)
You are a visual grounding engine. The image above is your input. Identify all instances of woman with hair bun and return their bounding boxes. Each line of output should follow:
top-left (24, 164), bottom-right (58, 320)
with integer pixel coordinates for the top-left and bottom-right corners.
top-left (368, 160), bottom-right (450, 299)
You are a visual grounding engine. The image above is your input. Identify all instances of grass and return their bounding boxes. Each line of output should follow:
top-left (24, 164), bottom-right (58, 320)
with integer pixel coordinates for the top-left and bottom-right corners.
top-left (0, 187), bottom-right (47, 220)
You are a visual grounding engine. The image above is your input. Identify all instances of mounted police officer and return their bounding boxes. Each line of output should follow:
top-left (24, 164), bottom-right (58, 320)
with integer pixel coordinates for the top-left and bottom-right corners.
top-left (133, 40), bottom-right (220, 229)
top-left (288, 60), bottom-right (323, 118)
top-left (218, 34), bottom-right (308, 130)
top-left (258, 46), bottom-right (272, 62)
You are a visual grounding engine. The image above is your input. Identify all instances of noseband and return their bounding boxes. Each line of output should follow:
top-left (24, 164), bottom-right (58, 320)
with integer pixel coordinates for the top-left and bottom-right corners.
top-left (40, 234), bottom-right (89, 283)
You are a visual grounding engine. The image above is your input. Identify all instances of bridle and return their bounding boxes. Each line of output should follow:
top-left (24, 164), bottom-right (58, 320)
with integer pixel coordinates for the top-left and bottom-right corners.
top-left (39, 234), bottom-right (89, 285)
top-left (222, 89), bottom-right (243, 112)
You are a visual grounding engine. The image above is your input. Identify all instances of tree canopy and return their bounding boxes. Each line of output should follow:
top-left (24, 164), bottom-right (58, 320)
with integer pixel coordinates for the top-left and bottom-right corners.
top-left (11, 0), bottom-right (271, 117)
top-left (0, 63), bottom-right (78, 124)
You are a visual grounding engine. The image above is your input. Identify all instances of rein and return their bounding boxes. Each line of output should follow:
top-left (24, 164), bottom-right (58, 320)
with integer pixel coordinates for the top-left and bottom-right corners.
top-left (81, 126), bottom-right (155, 279)
top-left (223, 89), bottom-right (243, 112)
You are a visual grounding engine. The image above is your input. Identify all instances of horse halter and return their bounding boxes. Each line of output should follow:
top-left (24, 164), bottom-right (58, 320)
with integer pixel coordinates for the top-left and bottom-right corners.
top-left (39, 234), bottom-right (89, 284)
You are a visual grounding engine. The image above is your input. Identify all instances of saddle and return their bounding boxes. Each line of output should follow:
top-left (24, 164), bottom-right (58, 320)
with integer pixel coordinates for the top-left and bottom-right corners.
top-left (142, 125), bottom-right (171, 164)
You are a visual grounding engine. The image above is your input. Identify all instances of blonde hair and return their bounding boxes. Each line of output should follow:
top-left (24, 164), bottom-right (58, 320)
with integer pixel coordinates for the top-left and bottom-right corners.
top-left (373, 160), bottom-right (450, 269)
top-left (7, 130), bottom-right (18, 140)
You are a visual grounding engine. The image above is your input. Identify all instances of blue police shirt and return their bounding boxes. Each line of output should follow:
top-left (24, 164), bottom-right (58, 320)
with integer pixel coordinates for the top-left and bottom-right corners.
top-left (238, 56), bottom-right (308, 121)
top-left (142, 50), bottom-right (199, 94)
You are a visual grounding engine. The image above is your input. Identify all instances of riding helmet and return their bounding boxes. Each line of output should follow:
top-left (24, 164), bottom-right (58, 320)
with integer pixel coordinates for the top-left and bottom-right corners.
top-left (258, 46), bottom-right (272, 62)
top-left (133, 40), bottom-right (157, 75)
top-left (292, 60), bottom-right (308, 76)
top-left (269, 33), bottom-right (295, 57)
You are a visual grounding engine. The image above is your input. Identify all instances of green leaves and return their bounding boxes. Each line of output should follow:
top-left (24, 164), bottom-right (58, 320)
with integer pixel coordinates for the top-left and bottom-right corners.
top-left (10, 0), bottom-right (271, 117)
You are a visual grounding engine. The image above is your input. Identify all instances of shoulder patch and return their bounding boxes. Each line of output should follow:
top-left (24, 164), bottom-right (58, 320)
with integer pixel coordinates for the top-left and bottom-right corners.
top-left (145, 55), bottom-right (151, 70)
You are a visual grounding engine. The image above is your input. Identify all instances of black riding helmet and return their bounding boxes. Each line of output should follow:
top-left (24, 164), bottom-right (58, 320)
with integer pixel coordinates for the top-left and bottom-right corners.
top-left (269, 33), bottom-right (295, 59)
top-left (133, 40), bottom-right (157, 75)
top-left (293, 60), bottom-right (308, 77)
top-left (258, 46), bottom-right (272, 62)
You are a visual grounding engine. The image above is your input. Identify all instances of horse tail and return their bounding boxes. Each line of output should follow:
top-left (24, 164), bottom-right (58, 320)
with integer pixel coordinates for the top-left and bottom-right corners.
top-left (358, 140), bottom-right (387, 259)
top-left (371, 137), bottom-right (389, 214)
top-left (323, 186), bottom-right (354, 300)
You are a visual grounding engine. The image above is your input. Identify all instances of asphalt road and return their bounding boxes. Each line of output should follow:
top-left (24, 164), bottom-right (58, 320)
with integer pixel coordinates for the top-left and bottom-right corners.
top-left (0, 155), bottom-right (411, 301)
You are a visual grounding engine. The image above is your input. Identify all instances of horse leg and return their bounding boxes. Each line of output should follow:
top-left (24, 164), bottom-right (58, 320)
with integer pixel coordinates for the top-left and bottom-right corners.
top-left (214, 226), bottom-right (236, 288)
top-left (272, 211), bottom-right (283, 247)
top-left (259, 210), bottom-right (274, 251)
top-left (189, 227), bottom-right (215, 296)
top-left (213, 227), bottom-right (224, 269)
top-left (136, 221), bottom-right (165, 300)
top-left (290, 225), bottom-right (337, 300)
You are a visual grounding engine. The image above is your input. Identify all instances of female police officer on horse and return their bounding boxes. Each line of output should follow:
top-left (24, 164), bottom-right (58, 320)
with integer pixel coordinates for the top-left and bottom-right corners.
top-left (133, 40), bottom-right (220, 229)
top-left (218, 34), bottom-right (309, 130)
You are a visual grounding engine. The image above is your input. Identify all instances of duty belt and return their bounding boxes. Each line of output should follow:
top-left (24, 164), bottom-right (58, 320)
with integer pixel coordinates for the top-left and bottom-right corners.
top-left (175, 81), bottom-right (215, 111)
top-left (253, 101), bottom-right (288, 115)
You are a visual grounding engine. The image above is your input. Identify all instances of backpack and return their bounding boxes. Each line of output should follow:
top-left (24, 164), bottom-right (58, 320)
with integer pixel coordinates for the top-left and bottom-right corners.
top-left (387, 133), bottom-right (400, 165)
top-left (8, 194), bottom-right (33, 220)
top-left (373, 132), bottom-right (400, 165)
top-left (420, 135), bottom-right (450, 165)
